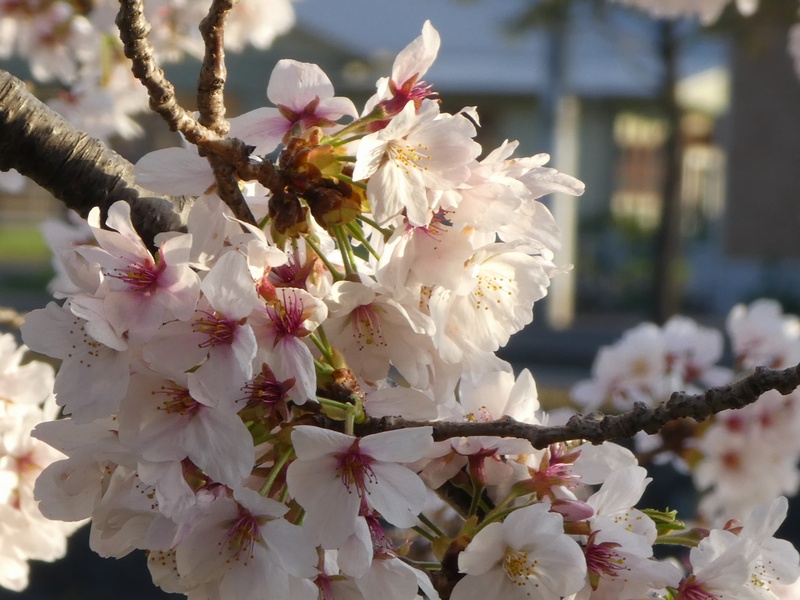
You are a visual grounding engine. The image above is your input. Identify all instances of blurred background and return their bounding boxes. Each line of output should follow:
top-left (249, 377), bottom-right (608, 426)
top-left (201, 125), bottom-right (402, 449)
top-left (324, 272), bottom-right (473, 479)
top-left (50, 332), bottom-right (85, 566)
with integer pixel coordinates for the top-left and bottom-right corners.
top-left (2, 0), bottom-right (800, 596)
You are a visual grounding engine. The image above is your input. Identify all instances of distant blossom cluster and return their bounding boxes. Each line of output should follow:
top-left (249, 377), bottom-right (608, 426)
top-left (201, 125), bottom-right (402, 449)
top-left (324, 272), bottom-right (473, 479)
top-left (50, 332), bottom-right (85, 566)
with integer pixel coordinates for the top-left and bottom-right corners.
top-left (0, 334), bottom-right (83, 591)
top-left (610, 0), bottom-right (759, 23)
top-left (11, 20), bottom-right (799, 600)
top-left (573, 299), bottom-right (800, 523)
top-left (0, 0), bottom-right (295, 193)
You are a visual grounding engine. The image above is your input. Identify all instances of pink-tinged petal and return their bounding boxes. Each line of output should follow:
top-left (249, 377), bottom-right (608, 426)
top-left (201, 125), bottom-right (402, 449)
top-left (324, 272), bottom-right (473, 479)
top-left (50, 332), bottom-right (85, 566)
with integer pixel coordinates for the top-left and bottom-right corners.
top-left (392, 20), bottom-right (441, 85)
top-left (588, 466), bottom-right (650, 516)
top-left (355, 558), bottom-right (420, 600)
top-left (360, 427), bottom-right (433, 463)
top-left (337, 517), bottom-right (373, 577)
top-left (267, 59), bottom-right (334, 108)
top-left (290, 426), bottom-right (351, 460)
top-left (503, 502), bottom-right (564, 547)
top-left (450, 566), bottom-right (508, 600)
top-left (368, 160), bottom-right (423, 225)
top-left (189, 327), bottom-right (257, 403)
top-left (232, 487), bottom-right (288, 519)
top-left (261, 519), bottom-right (318, 579)
top-left (352, 135), bottom-right (388, 182)
top-left (457, 522), bottom-right (506, 576)
top-left (318, 96), bottom-right (358, 120)
top-left (183, 407), bottom-right (254, 487)
top-left (34, 459), bottom-right (102, 521)
top-left (103, 290), bottom-right (165, 336)
top-left (268, 336), bottom-right (316, 404)
top-left (286, 456), bottom-right (360, 548)
top-left (54, 345), bottom-right (129, 422)
top-left (228, 107), bottom-right (284, 155)
top-left (135, 147), bottom-right (215, 196)
top-left (221, 549), bottom-right (288, 600)
top-left (201, 251), bottom-right (258, 319)
top-left (143, 325), bottom-right (208, 376)
top-left (364, 462), bottom-right (426, 528)
top-left (364, 387), bottom-right (438, 420)
top-left (67, 296), bottom-right (128, 351)
top-left (104, 200), bottom-right (144, 246)
top-left (156, 265), bottom-right (200, 321)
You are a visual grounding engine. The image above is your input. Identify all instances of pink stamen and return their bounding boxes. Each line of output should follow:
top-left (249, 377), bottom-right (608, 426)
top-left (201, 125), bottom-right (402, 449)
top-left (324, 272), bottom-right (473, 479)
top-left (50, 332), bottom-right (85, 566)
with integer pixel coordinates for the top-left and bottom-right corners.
top-left (584, 534), bottom-right (627, 579)
top-left (351, 304), bottom-right (385, 350)
top-left (335, 440), bottom-right (376, 497)
top-left (265, 294), bottom-right (306, 337)
top-left (193, 310), bottom-right (237, 347)
top-left (154, 385), bottom-right (201, 416)
top-left (677, 576), bottom-right (720, 600)
top-left (108, 260), bottom-right (162, 293)
top-left (223, 504), bottom-right (261, 565)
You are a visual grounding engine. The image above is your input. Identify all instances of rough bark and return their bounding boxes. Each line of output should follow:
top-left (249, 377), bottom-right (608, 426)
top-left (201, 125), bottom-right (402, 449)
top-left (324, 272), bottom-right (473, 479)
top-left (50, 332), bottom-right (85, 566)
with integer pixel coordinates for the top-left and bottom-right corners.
top-left (356, 362), bottom-right (800, 448)
top-left (0, 69), bottom-right (191, 246)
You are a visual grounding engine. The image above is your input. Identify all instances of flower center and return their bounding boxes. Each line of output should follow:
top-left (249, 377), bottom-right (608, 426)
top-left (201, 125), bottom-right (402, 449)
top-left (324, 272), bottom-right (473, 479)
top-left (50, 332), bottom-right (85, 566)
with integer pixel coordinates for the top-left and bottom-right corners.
top-left (193, 311), bottom-right (237, 347)
top-left (266, 293), bottom-right (308, 337)
top-left (388, 141), bottom-right (431, 174)
top-left (109, 260), bottom-right (161, 293)
top-left (585, 537), bottom-right (627, 581)
top-left (154, 385), bottom-right (200, 416)
top-left (677, 575), bottom-right (719, 600)
top-left (223, 505), bottom-right (261, 565)
top-left (335, 440), bottom-right (376, 497)
top-left (503, 547), bottom-right (540, 589)
top-left (351, 304), bottom-right (385, 349)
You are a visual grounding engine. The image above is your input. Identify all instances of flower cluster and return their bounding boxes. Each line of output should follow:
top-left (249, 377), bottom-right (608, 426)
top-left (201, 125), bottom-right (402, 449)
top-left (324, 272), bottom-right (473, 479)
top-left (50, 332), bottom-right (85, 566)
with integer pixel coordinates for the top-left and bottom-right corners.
top-left (610, 0), bottom-right (758, 23)
top-left (0, 333), bottom-right (83, 591)
top-left (15, 19), bottom-right (800, 600)
top-left (573, 299), bottom-right (800, 524)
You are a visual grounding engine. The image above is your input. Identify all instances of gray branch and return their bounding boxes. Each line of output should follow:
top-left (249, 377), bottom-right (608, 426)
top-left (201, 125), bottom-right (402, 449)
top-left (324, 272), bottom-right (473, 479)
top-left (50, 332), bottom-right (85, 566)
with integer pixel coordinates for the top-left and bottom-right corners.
top-left (0, 69), bottom-right (191, 246)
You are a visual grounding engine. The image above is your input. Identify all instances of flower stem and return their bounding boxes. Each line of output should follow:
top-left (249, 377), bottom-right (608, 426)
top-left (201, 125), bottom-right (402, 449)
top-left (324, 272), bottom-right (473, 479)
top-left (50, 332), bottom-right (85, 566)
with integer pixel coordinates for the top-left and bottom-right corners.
top-left (332, 225), bottom-right (358, 278)
top-left (417, 512), bottom-right (445, 538)
top-left (260, 446), bottom-right (294, 496)
top-left (303, 234), bottom-right (344, 281)
top-left (412, 525), bottom-right (437, 543)
top-left (346, 222), bottom-right (381, 260)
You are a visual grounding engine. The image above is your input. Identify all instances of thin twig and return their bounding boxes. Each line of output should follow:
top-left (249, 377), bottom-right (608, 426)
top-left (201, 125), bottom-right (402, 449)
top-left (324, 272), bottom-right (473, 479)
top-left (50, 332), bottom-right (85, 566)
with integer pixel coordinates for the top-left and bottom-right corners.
top-left (197, 0), bottom-right (236, 136)
top-left (207, 152), bottom-right (257, 225)
top-left (355, 362), bottom-right (800, 448)
top-left (116, 0), bottom-right (216, 145)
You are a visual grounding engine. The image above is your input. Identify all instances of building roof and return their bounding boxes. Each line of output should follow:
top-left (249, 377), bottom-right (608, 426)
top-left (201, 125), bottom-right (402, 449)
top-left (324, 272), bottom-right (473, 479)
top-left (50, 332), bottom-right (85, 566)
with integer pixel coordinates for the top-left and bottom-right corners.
top-left (292, 0), bottom-right (731, 100)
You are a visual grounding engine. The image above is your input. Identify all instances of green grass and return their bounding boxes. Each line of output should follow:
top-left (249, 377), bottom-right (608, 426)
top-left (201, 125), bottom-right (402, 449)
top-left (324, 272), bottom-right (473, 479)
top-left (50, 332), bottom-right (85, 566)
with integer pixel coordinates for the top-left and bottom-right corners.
top-left (0, 227), bottom-right (51, 262)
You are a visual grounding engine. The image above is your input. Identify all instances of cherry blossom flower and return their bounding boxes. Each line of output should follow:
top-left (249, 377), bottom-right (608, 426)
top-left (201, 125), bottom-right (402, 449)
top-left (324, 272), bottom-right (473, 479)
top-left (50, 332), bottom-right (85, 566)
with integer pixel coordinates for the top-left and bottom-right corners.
top-left (323, 280), bottom-right (435, 387)
top-left (230, 59), bottom-right (358, 156)
top-left (364, 19), bottom-right (441, 117)
top-left (453, 502), bottom-right (586, 600)
top-left (353, 99), bottom-right (480, 226)
top-left (174, 487), bottom-right (317, 600)
top-left (0, 335), bottom-right (84, 592)
top-left (78, 201), bottom-right (200, 339)
top-left (143, 250), bottom-right (259, 403)
top-left (286, 426), bottom-right (433, 548)
top-left (21, 301), bottom-right (130, 423)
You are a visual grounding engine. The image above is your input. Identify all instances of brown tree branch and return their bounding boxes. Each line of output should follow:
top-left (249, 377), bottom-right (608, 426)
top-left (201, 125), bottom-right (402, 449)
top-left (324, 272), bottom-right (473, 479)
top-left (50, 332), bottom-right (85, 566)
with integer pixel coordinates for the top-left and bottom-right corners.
top-left (0, 69), bottom-right (191, 247)
top-left (197, 0), bottom-right (236, 136)
top-left (356, 362), bottom-right (800, 448)
top-left (116, 0), bottom-right (216, 145)
top-left (117, 0), bottom-right (256, 225)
